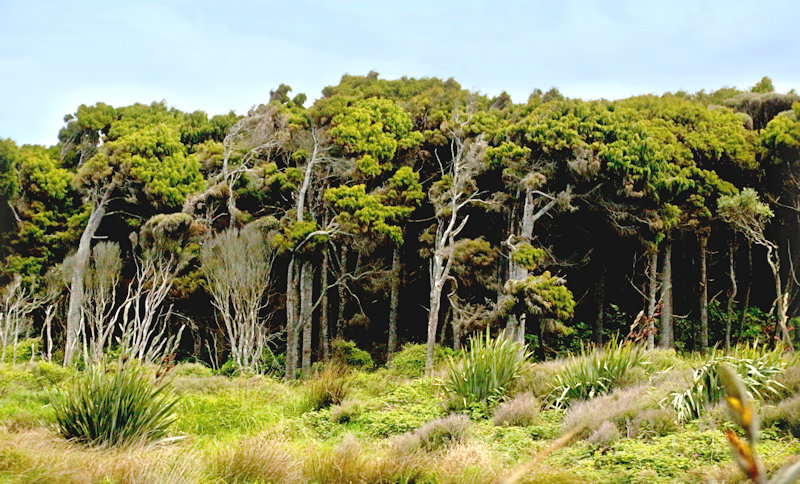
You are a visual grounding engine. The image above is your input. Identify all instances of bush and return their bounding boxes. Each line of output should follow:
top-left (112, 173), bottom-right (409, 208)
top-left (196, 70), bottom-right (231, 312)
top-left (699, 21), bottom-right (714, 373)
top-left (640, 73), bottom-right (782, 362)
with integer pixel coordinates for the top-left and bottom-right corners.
top-left (303, 362), bottom-right (351, 411)
top-left (387, 343), bottom-right (455, 378)
top-left (762, 395), bottom-right (800, 437)
top-left (549, 337), bottom-right (646, 408)
top-left (212, 437), bottom-right (301, 483)
top-left (47, 363), bottom-right (180, 446)
top-left (388, 414), bottom-right (472, 455)
top-left (331, 339), bottom-right (374, 371)
top-left (330, 399), bottom-right (365, 424)
top-left (493, 393), bottom-right (539, 427)
top-left (670, 343), bottom-right (787, 421)
top-left (441, 331), bottom-right (528, 408)
top-left (170, 362), bottom-right (213, 378)
top-left (586, 420), bottom-right (620, 446)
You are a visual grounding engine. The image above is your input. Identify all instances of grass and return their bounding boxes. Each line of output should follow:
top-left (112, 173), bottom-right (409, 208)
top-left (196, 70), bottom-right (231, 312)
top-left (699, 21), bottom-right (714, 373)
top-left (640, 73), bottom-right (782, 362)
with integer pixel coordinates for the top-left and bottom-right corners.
top-left (0, 346), bottom-right (797, 483)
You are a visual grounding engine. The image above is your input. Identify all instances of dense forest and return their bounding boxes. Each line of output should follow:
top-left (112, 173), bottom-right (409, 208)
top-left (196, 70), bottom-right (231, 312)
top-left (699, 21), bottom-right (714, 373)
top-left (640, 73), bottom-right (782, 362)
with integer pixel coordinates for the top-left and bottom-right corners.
top-left (1, 73), bottom-right (799, 375)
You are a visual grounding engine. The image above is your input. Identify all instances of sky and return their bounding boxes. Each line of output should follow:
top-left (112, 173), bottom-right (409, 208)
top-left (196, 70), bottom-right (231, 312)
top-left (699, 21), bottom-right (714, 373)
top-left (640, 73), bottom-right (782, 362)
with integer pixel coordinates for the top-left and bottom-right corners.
top-left (1, 0), bottom-right (798, 146)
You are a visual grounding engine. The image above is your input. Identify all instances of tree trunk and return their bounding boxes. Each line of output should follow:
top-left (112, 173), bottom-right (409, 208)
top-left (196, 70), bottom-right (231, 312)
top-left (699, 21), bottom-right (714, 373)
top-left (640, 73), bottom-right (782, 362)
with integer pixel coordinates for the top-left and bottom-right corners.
top-left (725, 241), bottom-right (738, 351)
top-left (424, 274), bottom-right (443, 376)
top-left (320, 249), bottom-right (330, 360)
top-left (737, 241), bottom-right (752, 344)
top-left (594, 266), bottom-right (605, 344)
top-left (646, 249), bottom-right (659, 350)
top-left (64, 193), bottom-right (108, 366)
top-left (387, 247), bottom-right (401, 357)
top-left (659, 241), bottom-right (673, 348)
top-left (699, 234), bottom-right (709, 351)
top-left (335, 246), bottom-right (349, 340)
top-left (766, 246), bottom-right (792, 347)
top-left (284, 258), bottom-right (298, 379)
top-left (300, 260), bottom-right (314, 374)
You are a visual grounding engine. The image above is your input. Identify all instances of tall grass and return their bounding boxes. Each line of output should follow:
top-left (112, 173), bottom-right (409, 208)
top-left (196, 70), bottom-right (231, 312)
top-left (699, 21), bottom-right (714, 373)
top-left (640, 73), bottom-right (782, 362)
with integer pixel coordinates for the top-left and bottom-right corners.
top-left (47, 363), bottom-right (180, 447)
top-left (440, 330), bottom-right (529, 408)
top-left (549, 337), bottom-right (646, 408)
top-left (670, 342), bottom-right (788, 421)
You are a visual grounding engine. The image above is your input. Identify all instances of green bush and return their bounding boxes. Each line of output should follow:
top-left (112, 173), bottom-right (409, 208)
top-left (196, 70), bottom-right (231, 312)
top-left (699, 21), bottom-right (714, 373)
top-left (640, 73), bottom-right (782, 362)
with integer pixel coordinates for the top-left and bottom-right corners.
top-left (387, 343), bottom-right (455, 378)
top-left (331, 339), bottom-right (374, 371)
top-left (440, 330), bottom-right (529, 408)
top-left (47, 363), bottom-right (180, 446)
top-left (550, 337), bottom-right (646, 408)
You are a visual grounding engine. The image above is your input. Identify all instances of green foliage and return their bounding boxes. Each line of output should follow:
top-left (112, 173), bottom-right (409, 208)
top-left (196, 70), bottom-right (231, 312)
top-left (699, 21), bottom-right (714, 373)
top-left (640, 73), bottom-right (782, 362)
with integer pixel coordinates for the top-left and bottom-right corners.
top-left (0, 138), bottom-right (19, 201)
top-left (387, 343), bottom-right (456, 378)
top-left (331, 339), bottom-right (375, 371)
top-left (303, 362), bottom-right (352, 411)
top-left (511, 243), bottom-right (546, 271)
top-left (47, 363), bottom-right (180, 446)
top-left (670, 343), bottom-right (788, 421)
top-left (441, 330), bottom-right (529, 408)
top-left (501, 272), bottom-right (576, 324)
top-left (550, 338), bottom-right (647, 408)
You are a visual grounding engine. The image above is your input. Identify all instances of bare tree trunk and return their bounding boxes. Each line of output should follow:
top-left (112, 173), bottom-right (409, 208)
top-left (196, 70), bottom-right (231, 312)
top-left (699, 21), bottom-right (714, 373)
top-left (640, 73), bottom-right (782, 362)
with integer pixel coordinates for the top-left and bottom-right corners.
top-left (594, 266), bottom-right (605, 344)
top-left (699, 234), bottom-right (709, 351)
top-left (300, 260), bottom-right (314, 374)
top-left (335, 246), bottom-right (348, 340)
top-left (387, 247), bottom-right (401, 357)
top-left (659, 241), bottom-right (673, 348)
top-left (766, 245), bottom-right (792, 347)
top-left (725, 241), bottom-right (738, 351)
top-left (64, 191), bottom-right (109, 366)
top-left (646, 249), bottom-right (659, 350)
top-left (737, 241), bottom-right (752, 344)
top-left (285, 258), bottom-right (298, 379)
top-left (425, 271), bottom-right (444, 376)
top-left (320, 249), bottom-right (330, 360)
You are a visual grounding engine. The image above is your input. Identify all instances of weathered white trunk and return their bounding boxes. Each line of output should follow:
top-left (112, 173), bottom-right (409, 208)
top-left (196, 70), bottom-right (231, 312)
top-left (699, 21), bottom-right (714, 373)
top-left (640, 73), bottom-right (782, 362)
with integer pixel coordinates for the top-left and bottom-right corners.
top-left (387, 248), bottom-right (401, 357)
top-left (320, 250), bottom-right (330, 360)
top-left (284, 258), bottom-right (298, 378)
top-left (699, 234), bottom-right (709, 351)
top-left (766, 245), bottom-right (792, 347)
top-left (659, 241), bottom-right (673, 348)
top-left (646, 250), bottom-right (659, 350)
top-left (300, 260), bottom-right (314, 374)
top-left (64, 193), bottom-right (108, 366)
top-left (725, 242), bottom-right (737, 350)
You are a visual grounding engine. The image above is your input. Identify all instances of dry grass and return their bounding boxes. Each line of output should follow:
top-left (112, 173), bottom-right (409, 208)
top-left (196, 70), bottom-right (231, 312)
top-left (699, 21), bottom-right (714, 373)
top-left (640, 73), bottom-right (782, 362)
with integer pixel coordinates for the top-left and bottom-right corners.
top-left (562, 384), bottom-right (652, 435)
top-left (432, 442), bottom-right (498, 484)
top-left (211, 436), bottom-right (302, 483)
top-left (513, 360), bottom-right (567, 399)
top-left (0, 428), bottom-right (201, 483)
top-left (586, 421), bottom-right (620, 446)
top-left (493, 393), bottom-right (540, 427)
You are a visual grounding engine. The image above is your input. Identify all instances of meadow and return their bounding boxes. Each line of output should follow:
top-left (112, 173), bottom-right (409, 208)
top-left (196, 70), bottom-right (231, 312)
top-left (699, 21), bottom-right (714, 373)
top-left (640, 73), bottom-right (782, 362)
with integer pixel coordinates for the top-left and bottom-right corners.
top-left (0, 338), bottom-right (798, 483)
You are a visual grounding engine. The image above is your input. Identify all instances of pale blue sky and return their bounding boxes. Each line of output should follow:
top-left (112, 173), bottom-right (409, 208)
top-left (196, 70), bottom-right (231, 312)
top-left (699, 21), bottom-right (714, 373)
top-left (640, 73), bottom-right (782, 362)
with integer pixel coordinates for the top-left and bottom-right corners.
top-left (1, 0), bottom-right (798, 145)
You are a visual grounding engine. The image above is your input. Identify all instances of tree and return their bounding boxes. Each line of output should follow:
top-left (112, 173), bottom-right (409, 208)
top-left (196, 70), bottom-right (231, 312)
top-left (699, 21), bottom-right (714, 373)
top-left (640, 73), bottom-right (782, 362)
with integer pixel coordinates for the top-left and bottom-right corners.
top-left (424, 113), bottom-right (487, 375)
top-left (201, 226), bottom-right (276, 373)
top-left (718, 189), bottom-right (791, 346)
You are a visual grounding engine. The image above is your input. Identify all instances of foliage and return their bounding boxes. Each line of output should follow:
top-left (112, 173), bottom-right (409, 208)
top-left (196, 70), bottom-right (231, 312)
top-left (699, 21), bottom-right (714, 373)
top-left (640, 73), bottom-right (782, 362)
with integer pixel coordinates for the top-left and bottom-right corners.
top-left (670, 343), bottom-right (788, 421)
top-left (440, 330), bottom-right (529, 408)
top-left (549, 338), bottom-right (647, 408)
top-left (331, 339), bottom-right (375, 371)
top-left (387, 343), bottom-right (456, 378)
top-left (46, 363), bottom-right (180, 447)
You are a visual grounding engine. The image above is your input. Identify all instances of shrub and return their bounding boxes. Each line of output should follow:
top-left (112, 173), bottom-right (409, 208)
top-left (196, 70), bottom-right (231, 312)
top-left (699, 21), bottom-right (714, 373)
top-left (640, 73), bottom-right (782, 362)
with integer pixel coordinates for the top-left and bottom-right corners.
top-left (414, 414), bottom-right (471, 451)
top-left (670, 343), bottom-right (787, 421)
top-left (762, 395), bottom-right (800, 437)
top-left (170, 362), bottom-right (213, 378)
top-left (387, 343), bottom-right (455, 378)
top-left (549, 337), bottom-right (646, 408)
top-left (586, 420), bottom-right (620, 446)
top-left (493, 393), bottom-right (539, 427)
top-left (628, 407), bottom-right (678, 438)
top-left (47, 363), bottom-right (180, 446)
top-left (212, 437), bottom-right (301, 483)
top-left (330, 399), bottom-right (365, 424)
top-left (441, 331), bottom-right (529, 408)
top-left (303, 362), bottom-right (351, 411)
top-left (331, 340), bottom-right (374, 371)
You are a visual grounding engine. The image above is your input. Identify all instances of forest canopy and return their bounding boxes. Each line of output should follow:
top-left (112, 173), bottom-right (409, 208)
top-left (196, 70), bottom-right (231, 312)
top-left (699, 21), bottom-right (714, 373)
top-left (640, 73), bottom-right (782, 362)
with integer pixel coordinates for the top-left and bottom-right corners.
top-left (2, 73), bottom-right (799, 375)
